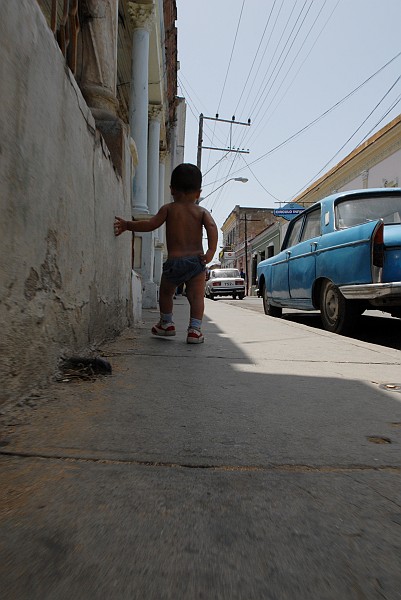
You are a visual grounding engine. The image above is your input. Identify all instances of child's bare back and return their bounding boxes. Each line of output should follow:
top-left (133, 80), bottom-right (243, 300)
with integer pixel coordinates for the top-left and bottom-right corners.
top-left (165, 198), bottom-right (213, 259)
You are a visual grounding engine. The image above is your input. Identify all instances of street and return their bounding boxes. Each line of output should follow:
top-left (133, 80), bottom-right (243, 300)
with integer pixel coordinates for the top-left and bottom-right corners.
top-left (1, 298), bottom-right (401, 599)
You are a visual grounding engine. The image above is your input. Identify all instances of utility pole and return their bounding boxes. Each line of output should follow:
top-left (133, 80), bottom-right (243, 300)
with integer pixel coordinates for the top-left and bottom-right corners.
top-left (197, 113), bottom-right (251, 171)
top-left (196, 113), bottom-right (203, 169)
top-left (244, 213), bottom-right (248, 294)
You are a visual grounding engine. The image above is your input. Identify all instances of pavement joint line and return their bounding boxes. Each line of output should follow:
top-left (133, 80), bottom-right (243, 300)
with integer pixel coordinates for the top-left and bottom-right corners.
top-left (102, 352), bottom-right (248, 360)
top-left (247, 360), bottom-right (400, 365)
top-left (102, 352), bottom-right (399, 365)
top-left (0, 450), bottom-right (400, 473)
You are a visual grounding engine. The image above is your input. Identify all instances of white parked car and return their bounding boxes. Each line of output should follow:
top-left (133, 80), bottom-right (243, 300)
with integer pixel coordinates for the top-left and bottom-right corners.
top-left (205, 268), bottom-right (246, 300)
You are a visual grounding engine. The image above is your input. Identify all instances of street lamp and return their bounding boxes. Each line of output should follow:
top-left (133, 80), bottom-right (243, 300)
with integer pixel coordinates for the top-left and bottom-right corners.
top-left (198, 177), bottom-right (248, 203)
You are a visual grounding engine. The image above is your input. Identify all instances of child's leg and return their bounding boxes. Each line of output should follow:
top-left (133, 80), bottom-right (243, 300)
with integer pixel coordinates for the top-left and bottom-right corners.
top-left (151, 275), bottom-right (177, 337)
top-left (185, 272), bottom-right (206, 343)
top-left (159, 275), bottom-right (178, 316)
top-left (185, 271), bottom-right (206, 322)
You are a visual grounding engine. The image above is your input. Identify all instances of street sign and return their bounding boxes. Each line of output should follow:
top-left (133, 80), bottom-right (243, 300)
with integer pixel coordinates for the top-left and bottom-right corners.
top-left (274, 204), bottom-right (304, 220)
top-left (274, 208), bottom-right (304, 216)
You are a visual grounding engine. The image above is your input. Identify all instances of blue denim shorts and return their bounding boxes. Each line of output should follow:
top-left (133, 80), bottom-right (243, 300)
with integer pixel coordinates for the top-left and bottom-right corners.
top-left (162, 255), bottom-right (205, 286)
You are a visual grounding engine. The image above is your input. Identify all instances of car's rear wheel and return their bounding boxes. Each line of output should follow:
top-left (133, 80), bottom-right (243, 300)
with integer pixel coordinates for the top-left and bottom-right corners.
top-left (262, 284), bottom-right (282, 317)
top-left (320, 280), bottom-right (360, 334)
top-left (232, 293), bottom-right (237, 299)
top-left (238, 293), bottom-right (245, 300)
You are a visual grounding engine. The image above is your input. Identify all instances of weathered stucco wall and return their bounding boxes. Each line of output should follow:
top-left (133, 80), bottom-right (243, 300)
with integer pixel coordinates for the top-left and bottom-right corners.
top-left (0, 2), bottom-right (133, 404)
top-left (339, 148), bottom-right (401, 192)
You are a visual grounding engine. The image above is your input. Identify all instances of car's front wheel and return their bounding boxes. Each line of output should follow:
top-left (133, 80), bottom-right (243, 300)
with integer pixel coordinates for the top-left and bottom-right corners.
top-left (262, 284), bottom-right (282, 317)
top-left (320, 280), bottom-right (359, 334)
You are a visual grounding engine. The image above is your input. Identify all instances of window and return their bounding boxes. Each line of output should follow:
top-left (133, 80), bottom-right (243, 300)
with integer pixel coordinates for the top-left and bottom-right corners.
top-left (286, 218), bottom-right (303, 248)
top-left (336, 195), bottom-right (401, 228)
top-left (300, 208), bottom-right (321, 241)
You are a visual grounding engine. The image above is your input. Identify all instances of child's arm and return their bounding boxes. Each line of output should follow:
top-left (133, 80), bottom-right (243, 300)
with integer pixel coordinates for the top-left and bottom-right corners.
top-left (201, 209), bottom-right (218, 264)
top-left (114, 205), bottom-right (168, 236)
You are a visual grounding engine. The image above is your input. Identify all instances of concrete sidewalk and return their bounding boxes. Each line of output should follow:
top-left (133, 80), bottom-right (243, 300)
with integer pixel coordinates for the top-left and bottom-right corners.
top-left (1, 298), bottom-right (401, 599)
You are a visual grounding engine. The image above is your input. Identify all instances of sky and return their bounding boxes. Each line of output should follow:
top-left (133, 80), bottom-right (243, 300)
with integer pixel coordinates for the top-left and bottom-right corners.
top-left (175, 0), bottom-right (401, 254)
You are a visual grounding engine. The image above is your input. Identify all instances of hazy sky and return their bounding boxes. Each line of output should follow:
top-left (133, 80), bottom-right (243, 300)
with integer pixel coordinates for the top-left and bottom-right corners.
top-left (175, 0), bottom-right (401, 248)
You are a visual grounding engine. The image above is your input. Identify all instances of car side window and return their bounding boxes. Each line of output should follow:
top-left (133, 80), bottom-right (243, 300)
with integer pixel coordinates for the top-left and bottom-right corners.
top-left (300, 208), bottom-right (321, 241)
top-left (286, 218), bottom-right (303, 248)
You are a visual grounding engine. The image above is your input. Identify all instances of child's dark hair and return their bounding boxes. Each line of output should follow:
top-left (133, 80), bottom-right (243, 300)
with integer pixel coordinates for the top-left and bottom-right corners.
top-left (170, 163), bottom-right (202, 193)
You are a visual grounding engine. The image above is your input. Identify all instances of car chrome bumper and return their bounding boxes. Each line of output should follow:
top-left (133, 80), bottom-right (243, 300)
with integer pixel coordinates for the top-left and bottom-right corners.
top-left (210, 287), bottom-right (245, 293)
top-left (340, 281), bottom-right (401, 300)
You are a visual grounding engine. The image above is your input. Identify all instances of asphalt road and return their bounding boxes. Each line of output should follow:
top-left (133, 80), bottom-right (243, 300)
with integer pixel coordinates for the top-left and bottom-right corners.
top-left (1, 299), bottom-right (400, 599)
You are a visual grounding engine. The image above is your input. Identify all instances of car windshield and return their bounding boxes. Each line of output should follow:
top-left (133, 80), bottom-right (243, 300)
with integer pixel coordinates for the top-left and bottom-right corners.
top-left (212, 270), bottom-right (240, 278)
top-left (335, 195), bottom-right (401, 229)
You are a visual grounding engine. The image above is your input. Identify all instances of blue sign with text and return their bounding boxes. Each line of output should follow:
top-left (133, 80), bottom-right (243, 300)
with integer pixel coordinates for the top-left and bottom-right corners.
top-left (274, 204), bottom-right (304, 221)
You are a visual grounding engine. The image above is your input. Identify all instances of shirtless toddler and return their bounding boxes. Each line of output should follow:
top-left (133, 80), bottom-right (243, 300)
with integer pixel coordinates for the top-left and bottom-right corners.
top-left (114, 163), bottom-right (218, 344)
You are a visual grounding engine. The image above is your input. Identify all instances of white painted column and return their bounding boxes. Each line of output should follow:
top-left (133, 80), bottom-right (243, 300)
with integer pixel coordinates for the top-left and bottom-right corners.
top-left (154, 151), bottom-right (168, 286)
top-left (147, 105), bottom-right (162, 215)
top-left (158, 150), bottom-right (168, 243)
top-left (128, 2), bottom-right (154, 214)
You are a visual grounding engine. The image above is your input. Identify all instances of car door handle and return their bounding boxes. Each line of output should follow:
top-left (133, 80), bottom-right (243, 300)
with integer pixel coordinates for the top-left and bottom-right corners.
top-left (286, 251), bottom-right (291, 259)
top-left (310, 242), bottom-right (318, 251)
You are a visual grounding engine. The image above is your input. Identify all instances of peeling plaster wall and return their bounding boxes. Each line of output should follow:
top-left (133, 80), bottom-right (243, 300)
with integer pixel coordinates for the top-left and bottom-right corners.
top-left (0, 2), bottom-right (133, 404)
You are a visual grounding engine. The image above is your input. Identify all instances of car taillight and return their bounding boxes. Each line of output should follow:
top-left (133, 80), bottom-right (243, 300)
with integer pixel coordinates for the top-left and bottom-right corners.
top-left (212, 282), bottom-right (220, 287)
top-left (235, 280), bottom-right (243, 285)
top-left (373, 222), bottom-right (384, 268)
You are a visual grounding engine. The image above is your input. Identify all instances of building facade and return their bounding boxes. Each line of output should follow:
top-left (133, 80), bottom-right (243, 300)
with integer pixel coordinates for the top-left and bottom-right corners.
top-left (220, 206), bottom-right (278, 292)
top-left (0, 0), bottom-right (183, 405)
top-left (292, 114), bottom-right (401, 206)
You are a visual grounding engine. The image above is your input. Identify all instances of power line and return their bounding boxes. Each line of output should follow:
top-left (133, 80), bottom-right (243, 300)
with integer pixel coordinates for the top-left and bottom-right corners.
top-left (255, 0), bottom-right (339, 136)
top-left (177, 77), bottom-right (227, 147)
top-left (204, 50), bottom-right (401, 185)
top-left (249, 0), bottom-right (312, 124)
top-left (216, 0), bottom-right (245, 114)
top-left (206, 154), bottom-right (242, 214)
top-left (243, 0), bottom-right (299, 121)
top-left (178, 71), bottom-right (209, 115)
top-left (232, 0), bottom-right (278, 118)
top-left (357, 93), bottom-right (401, 145)
top-left (234, 0), bottom-right (286, 123)
top-left (245, 0), bottom-right (321, 147)
top-left (203, 151), bottom-right (231, 177)
top-left (232, 0), bottom-right (316, 153)
top-left (204, 0), bottom-right (245, 175)
top-left (240, 155), bottom-right (280, 201)
top-left (291, 74), bottom-right (401, 198)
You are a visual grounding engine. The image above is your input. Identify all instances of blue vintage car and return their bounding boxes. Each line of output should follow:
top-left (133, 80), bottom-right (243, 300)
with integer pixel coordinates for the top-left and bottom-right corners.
top-left (257, 188), bottom-right (401, 334)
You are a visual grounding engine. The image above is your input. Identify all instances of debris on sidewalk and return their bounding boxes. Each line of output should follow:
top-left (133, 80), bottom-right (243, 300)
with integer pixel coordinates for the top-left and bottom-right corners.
top-left (59, 356), bottom-right (112, 382)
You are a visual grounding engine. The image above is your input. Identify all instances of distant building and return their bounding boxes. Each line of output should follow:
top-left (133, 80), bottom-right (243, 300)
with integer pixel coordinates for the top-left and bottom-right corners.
top-left (220, 206), bottom-right (280, 290)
